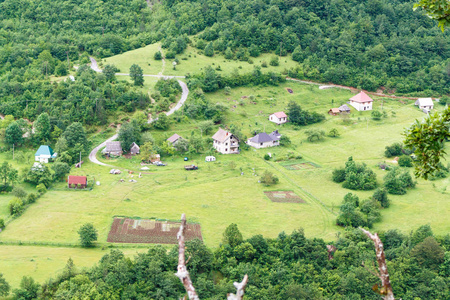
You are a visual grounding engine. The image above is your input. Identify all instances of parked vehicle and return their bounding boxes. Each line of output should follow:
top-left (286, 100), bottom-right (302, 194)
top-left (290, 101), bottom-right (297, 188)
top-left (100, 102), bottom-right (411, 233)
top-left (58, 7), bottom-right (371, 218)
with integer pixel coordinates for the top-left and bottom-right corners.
top-left (184, 165), bottom-right (198, 170)
top-left (155, 161), bottom-right (166, 166)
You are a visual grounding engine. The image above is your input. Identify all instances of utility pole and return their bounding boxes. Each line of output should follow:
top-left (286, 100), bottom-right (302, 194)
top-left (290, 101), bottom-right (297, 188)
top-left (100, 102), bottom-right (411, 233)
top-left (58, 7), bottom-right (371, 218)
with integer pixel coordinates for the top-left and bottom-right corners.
top-left (79, 151), bottom-right (82, 168)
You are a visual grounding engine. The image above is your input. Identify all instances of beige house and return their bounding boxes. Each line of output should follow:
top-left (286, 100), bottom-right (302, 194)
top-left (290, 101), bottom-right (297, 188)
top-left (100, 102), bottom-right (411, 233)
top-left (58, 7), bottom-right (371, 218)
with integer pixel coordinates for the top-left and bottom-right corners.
top-left (212, 128), bottom-right (239, 154)
top-left (349, 91), bottom-right (373, 111)
top-left (269, 111), bottom-right (288, 125)
top-left (247, 131), bottom-right (280, 149)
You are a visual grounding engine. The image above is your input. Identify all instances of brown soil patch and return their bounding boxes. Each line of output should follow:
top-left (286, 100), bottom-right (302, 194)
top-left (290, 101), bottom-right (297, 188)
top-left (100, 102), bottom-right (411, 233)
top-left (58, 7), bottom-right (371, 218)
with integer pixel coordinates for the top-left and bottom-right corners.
top-left (286, 88), bottom-right (294, 94)
top-left (264, 191), bottom-right (305, 203)
top-left (107, 218), bottom-right (202, 244)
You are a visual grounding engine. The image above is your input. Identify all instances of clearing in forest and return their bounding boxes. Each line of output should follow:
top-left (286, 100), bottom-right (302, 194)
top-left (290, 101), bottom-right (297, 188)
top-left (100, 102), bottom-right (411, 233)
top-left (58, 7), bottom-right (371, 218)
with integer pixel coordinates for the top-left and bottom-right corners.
top-left (107, 217), bottom-right (202, 244)
top-left (264, 191), bottom-right (305, 203)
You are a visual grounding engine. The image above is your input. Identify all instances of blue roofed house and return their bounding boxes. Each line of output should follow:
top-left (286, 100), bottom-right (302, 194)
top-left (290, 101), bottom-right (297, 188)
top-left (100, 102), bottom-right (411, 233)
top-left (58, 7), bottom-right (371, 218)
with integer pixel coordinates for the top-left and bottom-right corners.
top-left (35, 145), bottom-right (57, 163)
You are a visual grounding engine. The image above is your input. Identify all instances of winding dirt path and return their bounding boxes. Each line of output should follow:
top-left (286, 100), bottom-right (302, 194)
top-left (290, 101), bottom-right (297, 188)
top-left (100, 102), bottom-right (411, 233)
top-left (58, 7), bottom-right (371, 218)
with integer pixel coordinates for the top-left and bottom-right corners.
top-left (87, 57), bottom-right (189, 166)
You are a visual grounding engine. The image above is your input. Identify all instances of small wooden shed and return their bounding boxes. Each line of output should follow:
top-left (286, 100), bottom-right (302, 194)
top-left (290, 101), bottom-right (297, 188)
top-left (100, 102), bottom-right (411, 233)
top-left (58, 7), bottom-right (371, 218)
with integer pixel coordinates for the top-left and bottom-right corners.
top-left (130, 142), bottom-right (140, 155)
top-left (328, 108), bottom-right (340, 116)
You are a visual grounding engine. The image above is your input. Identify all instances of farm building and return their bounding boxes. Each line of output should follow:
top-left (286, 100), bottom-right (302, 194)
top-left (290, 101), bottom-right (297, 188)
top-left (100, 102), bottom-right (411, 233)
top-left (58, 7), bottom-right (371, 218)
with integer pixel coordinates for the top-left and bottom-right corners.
top-left (339, 104), bottom-right (351, 113)
top-left (167, 133), bottom-right (183, 145)
top-left (35, 145), bottom-right (57, 163)
top-left (68, 175), bottom-right (87, 189)
top-left (415, 98), bottom-right (434, 112)
top-left (349, 91), bottom-right (373, 111)
top-left (205, 156), bottom-right (216, 162)
top-left (212, 128), bottom-right (239, 154)
top-left (247, 131), bottom-right (280, 149)
top-left (130, 142), bottom-right (140, 155)
top-left (328, 108), bottom-right (340, 116)
top-left (269, 111), bottom-right (288, 125)
top-left (103, 141), bottom-right (123, 156)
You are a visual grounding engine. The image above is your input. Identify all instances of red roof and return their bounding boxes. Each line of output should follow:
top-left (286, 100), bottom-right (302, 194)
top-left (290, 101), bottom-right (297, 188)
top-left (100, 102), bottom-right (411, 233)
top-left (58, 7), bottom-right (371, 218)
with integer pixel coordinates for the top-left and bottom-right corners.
top-left (350, 91), bottom-right (373, 103)
top-left (68, 175), bottom-right (87, 185)
top-left (273, 111), bottom-right (287, 118)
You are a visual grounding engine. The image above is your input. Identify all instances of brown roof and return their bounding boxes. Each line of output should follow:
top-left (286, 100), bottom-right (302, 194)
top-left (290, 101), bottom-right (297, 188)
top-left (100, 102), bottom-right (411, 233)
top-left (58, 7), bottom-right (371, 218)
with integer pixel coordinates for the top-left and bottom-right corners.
top-left (272, 111), bottom-right (287, 118)
top-left (329, 108), bottom-right (340, 113)
top-left (68, 175), bottom-right (87, 185)
top-left (212, 128), bottom-right (235, 142)
top-left (167, 134), bottom-right (182, 143)
top-left (350, 91), bottom-right (373, 103)
top-left (105, 141), bottom-right (122, 152)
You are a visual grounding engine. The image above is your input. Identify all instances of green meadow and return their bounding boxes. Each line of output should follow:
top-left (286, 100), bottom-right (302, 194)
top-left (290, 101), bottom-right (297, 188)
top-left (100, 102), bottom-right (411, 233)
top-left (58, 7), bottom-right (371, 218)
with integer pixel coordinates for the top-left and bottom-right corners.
top-left (1, 46), bottom-right (449, 288)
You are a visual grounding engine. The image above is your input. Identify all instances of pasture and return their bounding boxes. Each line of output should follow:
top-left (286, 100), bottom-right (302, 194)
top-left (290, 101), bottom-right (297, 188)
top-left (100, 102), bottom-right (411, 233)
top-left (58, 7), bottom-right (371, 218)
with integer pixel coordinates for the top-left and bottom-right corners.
top-left (1, 67), bottom-right (449, 288)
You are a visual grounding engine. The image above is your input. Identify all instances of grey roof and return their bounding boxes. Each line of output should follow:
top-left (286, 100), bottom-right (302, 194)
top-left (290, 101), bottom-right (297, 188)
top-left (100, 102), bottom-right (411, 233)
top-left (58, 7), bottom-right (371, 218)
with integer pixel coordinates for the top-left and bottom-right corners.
top-left (249, 132), bottom-right (274, 143)
top-left (130, 142), bottom-right (140, 151)
top-left (167, 134), bottom-right (182, 143)
top-left (269, 130), bottom-right (281, 141)
top-left (339, 104), bottom-right (351, 112)
top-left (105, 141), bottom-right (122, 152)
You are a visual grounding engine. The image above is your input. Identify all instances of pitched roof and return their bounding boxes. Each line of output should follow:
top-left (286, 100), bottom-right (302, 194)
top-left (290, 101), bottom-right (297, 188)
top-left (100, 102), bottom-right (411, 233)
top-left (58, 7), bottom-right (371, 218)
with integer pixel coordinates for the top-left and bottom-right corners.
top-left (350, 91), bottom-right (373, 103)
top-left (329, 108), bottom-right (340, 113)
top-left (35, 145), bottom-right (54, 157)
top-left (272, 111), bottom-right (287, 118)
top-left (130, 142), bottom-right (140, 150)
top-left (417, 98), bottom-right (433, 106)
top-left (167, 134), bottom-right (182, 143)
top-left (339, 104), bottom-right (351, 111)
top-left (212, 128), bottom-right (234, 142)
top-left (105, 141), bottom-right (122, 152)
top-left (68, 175), bottom-right (87, 185)
top-left (269, 130), bottom-right (281, 140)
top-left (249, 132), bottom-right (274, 143)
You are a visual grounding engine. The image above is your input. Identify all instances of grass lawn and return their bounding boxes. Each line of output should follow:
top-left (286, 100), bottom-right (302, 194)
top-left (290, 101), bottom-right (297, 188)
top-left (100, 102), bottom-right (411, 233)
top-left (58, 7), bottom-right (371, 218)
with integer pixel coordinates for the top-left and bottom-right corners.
top-left (1, 51), bottom-right (449, 288)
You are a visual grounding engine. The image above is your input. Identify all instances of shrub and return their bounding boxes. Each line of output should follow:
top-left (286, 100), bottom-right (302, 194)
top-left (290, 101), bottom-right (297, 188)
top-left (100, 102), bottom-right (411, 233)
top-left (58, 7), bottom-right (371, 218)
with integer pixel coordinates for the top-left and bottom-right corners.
top-left (269, 56), bottom-right (279, 66)
top-left (26, 193), bottom-right (38, 204)
top-left (385, 143), bottom-right (403, 157)
top-left (328, 128), bottom-right (340, 137)
top-left (261, 61), bottom-right (268, 68)
top-left (12, 186), bottom-right (27, 199)
top-left (372, 188), bottom-right (390, 208)
top-left (371, 110), bottom-right (382, 120)
top-left (0, 218), bottom-right (5, 230)
top-left (36, 184), bottom-right (47, 194)
top-left (154, 51), bottom-right (162, 60)
top-left (335, 157), bottom-right (377, 190)
top-left (332, 168), bottom-right (346, 183)
top-left (264, 154), bottom-right (271, 160)
top-left (78, 223), bottom-right (98, 247)
top-left (8, 198), bottom-right (24, 216)
top-left (398, 155), bottom-right (413, 167)
top-left (384, 167), bottom-right (416, 195)
top-left (260, 170), bottom-right (279, 186)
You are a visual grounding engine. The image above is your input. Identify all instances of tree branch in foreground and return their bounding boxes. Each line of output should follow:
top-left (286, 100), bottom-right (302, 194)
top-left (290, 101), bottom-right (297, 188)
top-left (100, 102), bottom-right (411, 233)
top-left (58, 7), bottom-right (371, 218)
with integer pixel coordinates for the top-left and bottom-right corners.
top-left (359, 228), bottom-right (395, 300)
top-left (176, 214), bottom-right (248, 300)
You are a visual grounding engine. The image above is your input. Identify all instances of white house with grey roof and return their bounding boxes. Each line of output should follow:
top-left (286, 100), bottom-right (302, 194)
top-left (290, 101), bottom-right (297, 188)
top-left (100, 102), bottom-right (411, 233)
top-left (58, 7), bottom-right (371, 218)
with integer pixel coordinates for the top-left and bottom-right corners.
top-left (212, 128), bottom-right (239, 154)
top-left (415, 98), bottom-right (434, 112)
top-left (247, 130), bottom-right (281, 149)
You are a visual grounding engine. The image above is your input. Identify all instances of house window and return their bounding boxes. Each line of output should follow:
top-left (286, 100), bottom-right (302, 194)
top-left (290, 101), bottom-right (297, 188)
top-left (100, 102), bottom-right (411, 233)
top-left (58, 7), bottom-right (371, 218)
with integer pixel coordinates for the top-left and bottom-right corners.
top-left (225, 148), bottom-right (228, 152)
top-left (364, 107), bottom-right (366, 110)
top-left (225, 143), bottom-right (228, 146)
top-left (260, 143), bottom-right (263, 146)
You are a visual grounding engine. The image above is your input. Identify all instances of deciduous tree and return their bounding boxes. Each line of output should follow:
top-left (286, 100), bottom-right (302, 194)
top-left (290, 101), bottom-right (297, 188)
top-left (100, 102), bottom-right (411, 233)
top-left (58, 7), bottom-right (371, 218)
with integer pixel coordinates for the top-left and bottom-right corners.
top-left (78, 223), bottom-right (98, 247)
top-left (129, 64), bottom-right (144, 86)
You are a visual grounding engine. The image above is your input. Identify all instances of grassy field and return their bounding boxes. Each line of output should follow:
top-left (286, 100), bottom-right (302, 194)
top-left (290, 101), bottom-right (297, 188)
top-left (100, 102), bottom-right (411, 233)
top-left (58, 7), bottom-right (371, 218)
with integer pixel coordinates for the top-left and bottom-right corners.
top-left (1, 45), bottom-right (449, 289)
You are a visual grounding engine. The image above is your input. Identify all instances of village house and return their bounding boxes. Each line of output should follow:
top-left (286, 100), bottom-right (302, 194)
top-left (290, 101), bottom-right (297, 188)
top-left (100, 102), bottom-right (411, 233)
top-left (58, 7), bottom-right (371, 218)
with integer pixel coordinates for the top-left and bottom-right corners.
top-left (247, 130), bottom-right (281, 149)
top-left (269, 111), bottom-right (288, 125)
top-left (328, 108), bottom-right (340, 116)
top-left (130, 142), bottom-right (140, 155)
top-left (212, 128), bottom-right (239, 154)
top-left (415, 98), bottom-right (434, 112)
top-left (67, 175), bottom-right (87, 189)
top-left (349, 91), bottom-right (373, 111)
top-left (339, 104), bottom-right (351, 113)
top-left (103, 141), bottom-right (123, 156)
top-left (35, 145), bottom-right (57, 163)
top-left (167, 133), bottom-right (183, 146)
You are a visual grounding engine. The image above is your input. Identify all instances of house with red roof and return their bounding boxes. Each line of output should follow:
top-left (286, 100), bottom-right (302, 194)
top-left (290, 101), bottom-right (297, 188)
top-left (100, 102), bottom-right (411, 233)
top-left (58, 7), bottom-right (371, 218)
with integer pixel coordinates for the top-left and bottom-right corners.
top-left (68, 175), bottom-right (87, 189)
top-left (349, 91), bottom-right (373, 111)
top-left (269, 111), bottom-right (288, 125)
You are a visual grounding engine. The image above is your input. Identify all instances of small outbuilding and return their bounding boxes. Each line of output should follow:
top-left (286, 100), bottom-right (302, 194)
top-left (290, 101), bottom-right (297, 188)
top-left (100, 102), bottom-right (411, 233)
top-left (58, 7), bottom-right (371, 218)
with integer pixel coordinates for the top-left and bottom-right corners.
top-left (130, 142), bottom-right (140, 155)
top-left (104, 141), bottom-right (123, 156)
top-left (415, 98), bottom-right (434, 112)
top-left (339, 104), bottom-right (351, 113)
top-left (150, 154), bottom-right (161, 163)
top-left (68, 175), bottom-right (87, 189)
top-left (269, 111), bottom-right (288, 125)
top-left (328, 108), bottom-right (340, 116)
top-left (167, 134), bottom-right (183, 146)
top-left (205, 156), bottom-right (216, 162)
top-left (35, 145), bottom-right (57, 163)
top-left (349, 91), bottom-right (373, 111)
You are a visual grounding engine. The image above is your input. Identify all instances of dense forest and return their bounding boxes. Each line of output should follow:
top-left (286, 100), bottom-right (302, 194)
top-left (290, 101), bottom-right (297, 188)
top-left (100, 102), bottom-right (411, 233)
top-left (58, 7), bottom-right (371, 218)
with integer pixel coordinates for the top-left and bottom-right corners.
top-left (2, 224), bottom-right (448, 299)
top-left (0, 0), bottom-right (449, 125)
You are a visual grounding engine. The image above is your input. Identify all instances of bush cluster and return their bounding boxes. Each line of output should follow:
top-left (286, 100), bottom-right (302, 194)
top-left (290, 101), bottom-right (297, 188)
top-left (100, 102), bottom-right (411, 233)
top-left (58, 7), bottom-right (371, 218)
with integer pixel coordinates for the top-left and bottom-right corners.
top-left (332, 157), bottom-right (377, 190)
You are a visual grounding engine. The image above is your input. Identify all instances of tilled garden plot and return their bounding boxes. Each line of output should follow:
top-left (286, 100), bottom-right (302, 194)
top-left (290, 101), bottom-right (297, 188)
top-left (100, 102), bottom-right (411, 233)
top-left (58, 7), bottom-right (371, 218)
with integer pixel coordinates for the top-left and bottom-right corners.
top-left (264, 191), bottom-right (305, 203)
top-left (107, 218), bottom-right (202, 244)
